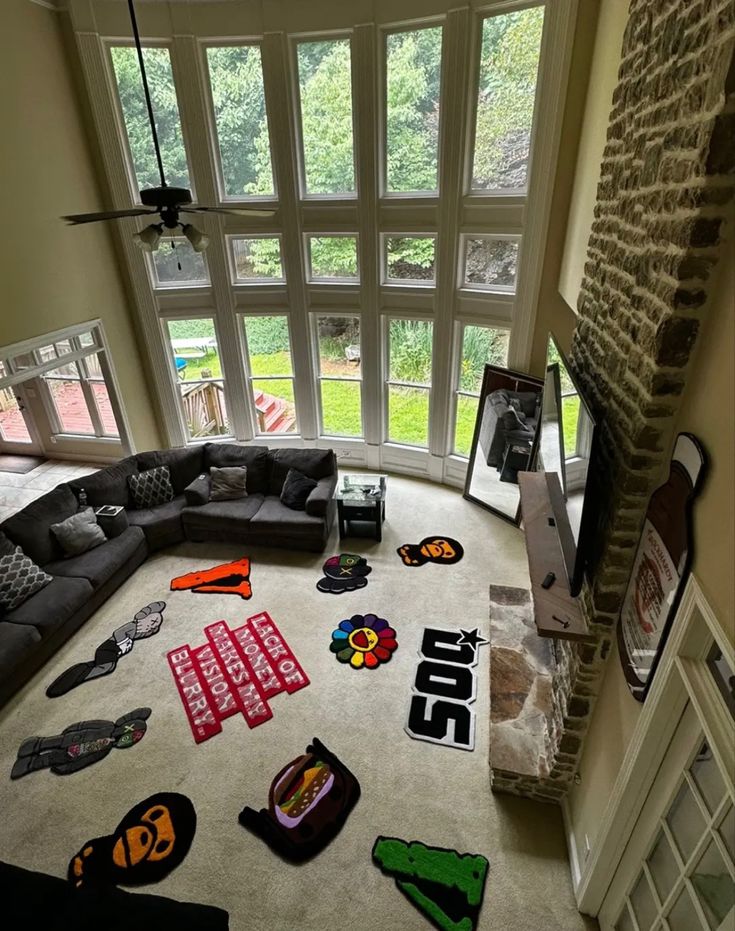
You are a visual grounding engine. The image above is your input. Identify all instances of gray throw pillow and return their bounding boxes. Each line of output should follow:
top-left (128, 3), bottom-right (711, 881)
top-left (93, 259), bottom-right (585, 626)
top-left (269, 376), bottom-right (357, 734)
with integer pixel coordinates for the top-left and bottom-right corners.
top-left (50, 507), bottom-right (107, 558)
top-left (0, 545), bottom-right (53, 612)
top-left (209, 466), bottom-right (248, 502)
top-left (128, 465), bottom-right (174, 509)
top-left (184, 473), bottom-right (212, 506)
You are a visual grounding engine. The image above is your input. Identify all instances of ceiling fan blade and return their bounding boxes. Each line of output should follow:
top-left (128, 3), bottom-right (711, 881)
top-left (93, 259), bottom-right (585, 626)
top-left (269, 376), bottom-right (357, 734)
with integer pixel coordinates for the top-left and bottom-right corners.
top-left (181, 206), bottom-right (276, 218)
top-left (62, 208), bottom-right (158, 225)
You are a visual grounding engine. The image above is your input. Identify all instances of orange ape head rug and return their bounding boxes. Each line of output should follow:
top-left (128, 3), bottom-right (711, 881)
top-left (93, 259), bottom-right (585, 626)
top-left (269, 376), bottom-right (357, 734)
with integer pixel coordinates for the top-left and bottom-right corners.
top-left (397, 536), bottom-right (464, 567)
top-left (68, 793), bottom-right (196, 888)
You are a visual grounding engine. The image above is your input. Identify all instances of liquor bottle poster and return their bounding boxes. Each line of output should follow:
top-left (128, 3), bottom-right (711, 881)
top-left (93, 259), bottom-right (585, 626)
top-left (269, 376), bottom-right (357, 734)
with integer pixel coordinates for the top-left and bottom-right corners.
top-left (618, 433), bottom-right (706, 701)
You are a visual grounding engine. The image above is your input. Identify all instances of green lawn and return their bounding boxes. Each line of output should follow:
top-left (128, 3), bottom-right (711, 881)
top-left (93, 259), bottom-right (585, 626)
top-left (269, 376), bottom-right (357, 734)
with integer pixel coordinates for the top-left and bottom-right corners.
top-left (562, 395), bottom-right (580, 458)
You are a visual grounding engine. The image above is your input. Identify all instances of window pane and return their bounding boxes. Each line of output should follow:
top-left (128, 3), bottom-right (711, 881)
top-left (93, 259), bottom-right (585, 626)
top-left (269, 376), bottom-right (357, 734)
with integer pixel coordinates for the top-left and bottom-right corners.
top-left (691, 839), bottom-right (735, 928)
top-left (630, 872), bottom-right (658, 931)
top-left (386, 27), bottom-right (442, 193)
top-left (388, 385), bottom-right (429, 446)
top-left (206, 46), bottom-right (273, 198)
top-left (308, 236), bottom-right (358, 280)
top-left (252, 378), bottom-right (296, 434)
top-left (667, 887), bottom-right (704, 931)
top-left (0, 392), bottom-right (32, 443)
top-left (316, 316), bottom-right (360, 376)
top-left (389, 319), bottom-right (433, 385)
top-left (690, 743), bottom-right (726, 816)
top-left (180, 379), bottom-right (230, 437)
top-left (459, 326), bottom-right (510, 393)
top-left (165, 319), bottom-right (220, 383)
top-left (91, 381), bottom-right (119, 436)
top-left (648, 831), bottom-right (680, 902)
top-left (454, 394), bottom-right (480, 457)
top-left (54, 340), bottom-right (73, 356)
top-left (46, 371), bottom-right (94, 435)
top-left (152, 238), bottom-right (208, 287)
top-left (667, 782), bottom-right (707, 863)
top-left (321, 381), bottom-right (362, 437)
top-left (110, 46), bottom-right (190, 191)
top-left (614, 903), bottom-right (636, 931)
top-left (297, 39), bottom-right (355, 195)
top-left (243, 316), bottom-right (293, 378)
top-left (231, 238), bottom-right (283, 281)
top-left (720, 806), bottom-right (735, 862)
top-left (78, 332), bottom-right (95, 348)
top-left (472, 7), bottom-right (544, 191)
top-left (464, 238), bottom-right (520, 289)
top-left (36, 345), bottom-right (57, 363)
top-left (385, 236), bottom-right (435, 283)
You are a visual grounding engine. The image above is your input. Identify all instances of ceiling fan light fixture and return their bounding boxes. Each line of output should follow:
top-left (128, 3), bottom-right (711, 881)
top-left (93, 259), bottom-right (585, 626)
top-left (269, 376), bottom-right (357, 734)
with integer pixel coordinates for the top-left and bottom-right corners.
top-left (133, 222), bottom-right (164, 252)
top-left (182, 223), bottom-right (209, 254)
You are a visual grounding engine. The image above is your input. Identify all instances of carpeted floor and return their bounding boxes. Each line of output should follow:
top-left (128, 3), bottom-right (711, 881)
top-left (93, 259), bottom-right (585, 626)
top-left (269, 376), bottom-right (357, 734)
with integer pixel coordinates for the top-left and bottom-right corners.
top-left (0, 474), bottom-right (597, 930)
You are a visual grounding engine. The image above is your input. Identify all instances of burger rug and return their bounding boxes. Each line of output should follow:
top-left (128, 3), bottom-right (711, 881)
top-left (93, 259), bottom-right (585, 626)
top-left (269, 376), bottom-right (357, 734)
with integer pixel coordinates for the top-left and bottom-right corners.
top-left (238, 737), bottom-right (360, 862)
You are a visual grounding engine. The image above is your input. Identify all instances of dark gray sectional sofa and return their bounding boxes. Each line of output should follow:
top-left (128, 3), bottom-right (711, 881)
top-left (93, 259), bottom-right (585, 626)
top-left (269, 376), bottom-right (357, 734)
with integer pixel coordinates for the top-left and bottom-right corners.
top-left (0, 443), bottom-right (337, 706)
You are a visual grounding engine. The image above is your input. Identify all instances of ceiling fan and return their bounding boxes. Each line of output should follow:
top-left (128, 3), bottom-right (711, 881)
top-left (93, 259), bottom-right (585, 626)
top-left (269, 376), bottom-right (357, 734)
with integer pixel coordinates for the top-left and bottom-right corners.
top-left (62, 0), bottom-right (274, 254)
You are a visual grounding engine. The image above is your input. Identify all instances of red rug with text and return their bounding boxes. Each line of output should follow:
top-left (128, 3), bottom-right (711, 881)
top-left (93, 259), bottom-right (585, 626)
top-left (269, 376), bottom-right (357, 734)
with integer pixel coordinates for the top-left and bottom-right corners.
top-left (167, 613), bottom-right (310, 743)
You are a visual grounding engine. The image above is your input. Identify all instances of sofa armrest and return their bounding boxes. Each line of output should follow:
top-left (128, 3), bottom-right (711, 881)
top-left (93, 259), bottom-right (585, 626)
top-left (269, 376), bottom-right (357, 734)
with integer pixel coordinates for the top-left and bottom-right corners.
top-left (305, 473), bottom-right (337, 517)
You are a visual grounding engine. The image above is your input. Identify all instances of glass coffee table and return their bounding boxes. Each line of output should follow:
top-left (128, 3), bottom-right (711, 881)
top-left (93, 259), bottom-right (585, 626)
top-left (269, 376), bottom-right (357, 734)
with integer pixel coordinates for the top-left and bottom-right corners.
top-left (335, 474), bottom-right (387, 542)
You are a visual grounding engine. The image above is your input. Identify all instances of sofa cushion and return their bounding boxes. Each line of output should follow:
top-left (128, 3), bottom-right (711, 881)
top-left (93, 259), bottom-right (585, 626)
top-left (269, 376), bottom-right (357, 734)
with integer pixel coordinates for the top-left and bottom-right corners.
top-left (305, 474), bottom-right (338, 517)
top-left (136, 446), bottom-right (204, 495)
top-left (182, 494), bottom-right (264, 532)
top-left (204, 443), bottom-right (269, 493)
top-left (184, 474), bottom-right (211, 506)
top-left (2, 575), bottom-right (93, 637)
top-left (280, 468), bottom-right (317, 511)
top-left (0, 621), bottom-right (42, 679)
top-left (44, 526), bottom-right (146, 590)
top-left (250, 496), bottom-right (326, 535)
top-left (128, 466), bottom-right (174, 509)
top-left (0, 545), bottom-right (53, 613)
top-left (2, 484), bottom-right (78, 566)
top-left (269, 448), bottom-right (336, 495)
top-left (68, 457), bottom-right (138, 508)
top-left (210, 466), bottom-right (248, 502)
top-left (51, 507), bottom-right (106, 557)
top-left (126, 496), bottom-right (186, 550)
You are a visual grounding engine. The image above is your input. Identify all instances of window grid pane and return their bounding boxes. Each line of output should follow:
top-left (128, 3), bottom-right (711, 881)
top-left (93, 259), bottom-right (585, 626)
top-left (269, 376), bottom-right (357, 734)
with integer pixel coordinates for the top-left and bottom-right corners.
top-left (385, 27), bottom-right (442, 193)
top-left (206, 45), bottom-right (274, 198)
top-left (385, 236), bottom-right (436, 283)
top-left (252, 378), bottom-right (297, 434)
top-left (464, 237), bottom-right (520, 290)
top-left (297, 39), bottom-right (355, 195)
top-left (308, 236), bottom-right (359, 280)
top-left (151, 238), bottom-right (209, 287)
top-left (243, 316), bottom-right (293, 377)
top-left (165, 319), bottom-right (229, 438)
top-left (231, 238), bottom-right (284, 281)
top-left (110, 46), bottom-right (190, 192)
top-left (388, 319), bottom-right (433, 386)
top-left (316, 316), bottom-right (362, 437)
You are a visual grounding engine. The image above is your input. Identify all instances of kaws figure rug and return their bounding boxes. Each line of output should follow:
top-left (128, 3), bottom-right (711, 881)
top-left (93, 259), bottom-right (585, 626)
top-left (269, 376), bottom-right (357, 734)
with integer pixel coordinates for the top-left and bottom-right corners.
top-left (46, 602), bottom-right (166, 698)
top-left (316, 553), bottom-right (372, 594)
top-left (372, 836), bottom-right (489, 931)
top-left (397, 536), bottom-right (464, 567)
top-left (11, 708), bottom-right (151, 779)
top-left (68, 792), bottom-right (196, 888)
top-left (170, 557), bottom-right (252, 598)
top-left (238, 737), bottom-right (360, 862)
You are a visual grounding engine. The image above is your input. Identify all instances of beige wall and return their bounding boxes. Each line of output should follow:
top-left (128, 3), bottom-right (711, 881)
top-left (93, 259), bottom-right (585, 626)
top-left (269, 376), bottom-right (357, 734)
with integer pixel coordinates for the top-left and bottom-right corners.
top-left (0, 0), bottom-right (161, 453)
top-left (557, 0), bottom-right (630, 315)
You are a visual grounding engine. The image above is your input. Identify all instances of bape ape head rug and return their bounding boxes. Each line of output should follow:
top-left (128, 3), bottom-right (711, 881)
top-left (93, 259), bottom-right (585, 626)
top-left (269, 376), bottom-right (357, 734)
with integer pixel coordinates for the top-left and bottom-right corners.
top-left (11, 708), bottom-right (151, 779)
top-left (397, 536), bottom-right (464, 568)
top-left (170, 557), bottom-right (252, 599)
top-left (372, 836), bottom-right (489, 931)
top-left (405, 627), bottom-right (489, 751)
top-left (330, 614), bottom-right (398, 669)
top-left (316, 553), bottom-right (372, 594)
top-left (46, 602), bottom-right (166, 698)
top-left (68, 792), bottom-right (196, 888)
top-left (238, 737), bottom-right (360, 862)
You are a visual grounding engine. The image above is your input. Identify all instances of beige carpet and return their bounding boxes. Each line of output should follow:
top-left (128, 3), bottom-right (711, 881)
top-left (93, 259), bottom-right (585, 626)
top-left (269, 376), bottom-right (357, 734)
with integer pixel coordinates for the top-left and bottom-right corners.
top-left (0, 474), bottom-right (597, 930)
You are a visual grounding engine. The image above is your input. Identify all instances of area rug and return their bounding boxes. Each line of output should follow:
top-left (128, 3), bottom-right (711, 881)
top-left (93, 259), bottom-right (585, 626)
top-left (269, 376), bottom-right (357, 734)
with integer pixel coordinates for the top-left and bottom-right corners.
top-left (69, 792), bottom-right (196, 888)
top-left (316, 553), bottom-right (372, 594)
top-left (11, 708), bottom-right (150, 779)
top-left (238, 737), bottom-right (360, 862)
top-left (372, 836), bottom-right (489, 931)
top-left (0, 454), bottom-right (46, 474)
top-left (170, 558), bottom-right (251, 598)
top-left (329, 613), bottom-right (397, 669)
top-left (397, 536), bottom-right (464, 567)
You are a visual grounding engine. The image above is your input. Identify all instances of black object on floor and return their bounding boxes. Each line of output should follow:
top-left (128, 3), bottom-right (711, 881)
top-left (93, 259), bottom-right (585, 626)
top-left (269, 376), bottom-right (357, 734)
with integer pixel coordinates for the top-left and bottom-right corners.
top-left (0, 861), bottom-right (229, 930)
top-left (239, 737), bottom-right (360, 862)
top-left (316, 553), bottom-right (372, 594)
top-left (0, 455), bottom-right (47, 474)
top-left (69, 792), bottom-right (196, 888)
top-left (11, 708), bottom-right (151, 779)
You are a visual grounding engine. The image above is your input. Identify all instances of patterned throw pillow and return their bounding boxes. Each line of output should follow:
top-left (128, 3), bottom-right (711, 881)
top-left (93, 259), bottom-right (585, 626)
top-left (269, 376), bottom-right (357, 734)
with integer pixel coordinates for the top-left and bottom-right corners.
top-left (127, 466), bottom-right (175, 510)
top-left (0, 545), bottom-right (53, 613)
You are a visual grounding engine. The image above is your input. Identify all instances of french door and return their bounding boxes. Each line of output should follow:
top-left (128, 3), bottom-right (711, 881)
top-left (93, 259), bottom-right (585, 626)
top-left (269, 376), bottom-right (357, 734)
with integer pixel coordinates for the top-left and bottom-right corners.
top-left (0, 384), bottom-right (43, 457)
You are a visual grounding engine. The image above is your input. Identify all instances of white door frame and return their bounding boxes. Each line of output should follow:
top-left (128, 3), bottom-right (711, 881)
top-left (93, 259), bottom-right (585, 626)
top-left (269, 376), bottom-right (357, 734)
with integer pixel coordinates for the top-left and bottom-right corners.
top-left (0, 383), bottom-right (44, 456)
top-left (570, 576), bottom-right (735, 916)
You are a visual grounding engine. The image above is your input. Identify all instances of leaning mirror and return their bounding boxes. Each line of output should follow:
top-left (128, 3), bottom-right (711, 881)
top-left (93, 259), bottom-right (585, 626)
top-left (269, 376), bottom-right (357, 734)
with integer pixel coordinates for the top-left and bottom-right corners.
top-left (463, 364), bottom-right (544, 524)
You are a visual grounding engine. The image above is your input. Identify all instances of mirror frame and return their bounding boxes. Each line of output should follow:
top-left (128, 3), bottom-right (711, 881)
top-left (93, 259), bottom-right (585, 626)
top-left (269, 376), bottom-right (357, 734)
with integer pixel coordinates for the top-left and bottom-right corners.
top-left (462, 363), bottom-right (544, 525)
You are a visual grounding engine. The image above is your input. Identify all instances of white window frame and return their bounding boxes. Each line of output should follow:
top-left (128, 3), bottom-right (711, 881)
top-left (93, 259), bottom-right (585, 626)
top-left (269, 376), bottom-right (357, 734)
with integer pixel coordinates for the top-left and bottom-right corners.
top-left (459, 232), bottom-right (523, 294)
top-left (304, 232), bottom-right (360, 284)
top-left (311, 312), bottom-right (364, 439)
top-left (381, 232), bottom-right (437, 287)
top-left (226, 233), bottom-right (286, 285)
top-left (239, 311), bottom-right (300, 438)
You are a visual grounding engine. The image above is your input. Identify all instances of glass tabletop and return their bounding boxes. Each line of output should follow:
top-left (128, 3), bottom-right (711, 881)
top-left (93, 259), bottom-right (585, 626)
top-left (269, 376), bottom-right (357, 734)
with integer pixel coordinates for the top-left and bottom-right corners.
top-left (335, 473), bottom-right (387, 502)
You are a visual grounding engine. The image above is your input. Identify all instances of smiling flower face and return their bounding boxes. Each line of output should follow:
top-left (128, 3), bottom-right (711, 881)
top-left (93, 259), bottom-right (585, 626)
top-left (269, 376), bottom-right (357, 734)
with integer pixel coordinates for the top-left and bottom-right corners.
top-left (330, 614), bottom-right (398, 669)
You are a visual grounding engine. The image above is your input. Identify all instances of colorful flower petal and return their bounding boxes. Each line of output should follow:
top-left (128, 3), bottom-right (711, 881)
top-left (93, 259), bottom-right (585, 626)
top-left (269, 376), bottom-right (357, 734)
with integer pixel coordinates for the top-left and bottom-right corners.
top-left (330, 640), bottom-right (347, 653)
top-left (362, 613), bottom-right (378, 629)
top-left (364, 651), bottom-right (379, 668)
top-left (373, 645), bottom-right (392, 661)
top-left (350, 651), bottom-right (365, 668)
top-left (336, 647), bottom-right (354, 663)
top-left (332, 629), bottom-right (349, 640)
top-left (379, 638), bottom-right (398, 651)
top-left (377, 627), bottom-right (396, 640)
top-left (339, 619), bottom-right (355, 633)
top-left (371, 618), bottom-right (388, 633)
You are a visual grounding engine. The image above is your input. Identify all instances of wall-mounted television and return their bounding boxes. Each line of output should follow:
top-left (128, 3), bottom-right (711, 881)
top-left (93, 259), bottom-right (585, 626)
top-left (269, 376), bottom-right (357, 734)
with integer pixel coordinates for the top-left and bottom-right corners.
top-left (540, 333), bottom-right (598, 596)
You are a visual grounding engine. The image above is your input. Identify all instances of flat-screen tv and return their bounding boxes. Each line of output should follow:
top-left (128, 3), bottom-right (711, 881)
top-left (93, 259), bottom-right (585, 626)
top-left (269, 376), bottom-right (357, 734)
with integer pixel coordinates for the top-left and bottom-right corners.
top-left (540, 334), bottom-right (598, 596)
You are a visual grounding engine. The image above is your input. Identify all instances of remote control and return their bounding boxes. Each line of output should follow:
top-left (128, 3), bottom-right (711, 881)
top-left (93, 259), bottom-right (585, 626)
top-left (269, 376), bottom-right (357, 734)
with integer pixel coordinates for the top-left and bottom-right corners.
top-left (541, 572), bottom-right (556, 590)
